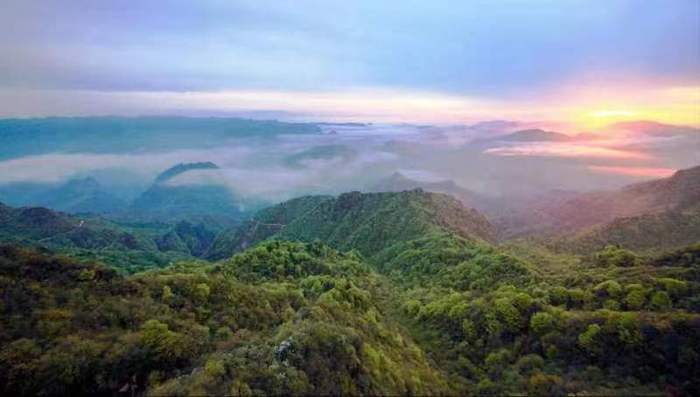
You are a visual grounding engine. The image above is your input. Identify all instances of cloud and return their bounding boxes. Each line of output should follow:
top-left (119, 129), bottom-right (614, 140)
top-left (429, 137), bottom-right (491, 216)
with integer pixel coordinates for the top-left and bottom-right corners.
top-left (0, 147), bottom-right (252, 184)
top-left (483, 143), bottom-right (651, 160)
top-left (0, 0), bottom-right (700, 120)
top-left (0, 120), bottom-right (694, 203)
top-left (397, 169), bottom-right (446, 183)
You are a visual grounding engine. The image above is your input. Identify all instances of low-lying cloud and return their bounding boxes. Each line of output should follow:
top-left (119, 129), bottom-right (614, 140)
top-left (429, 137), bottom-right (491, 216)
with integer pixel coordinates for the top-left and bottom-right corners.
top-left (0, 121), bottom-right (697, 203)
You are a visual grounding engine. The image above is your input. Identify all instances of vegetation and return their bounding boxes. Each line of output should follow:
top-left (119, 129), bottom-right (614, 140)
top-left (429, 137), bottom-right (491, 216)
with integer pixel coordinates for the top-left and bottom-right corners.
top-left (207, 195), bottom-right (332, 260)
top-left (212, 189), bottom-right (494, 263)
top-left (392, 239), bottom-right (700, 395)
top-left (0, 185), bottom-right (698, 395)
top-left (0, 202), bottom-right (216, 273)
top-left (0, 242), bottom-right (449, 396)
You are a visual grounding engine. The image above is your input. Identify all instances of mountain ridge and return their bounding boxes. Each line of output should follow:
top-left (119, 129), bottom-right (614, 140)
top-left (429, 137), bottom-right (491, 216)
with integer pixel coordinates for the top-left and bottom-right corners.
top-left (209, 189), bottom-right (496, 262)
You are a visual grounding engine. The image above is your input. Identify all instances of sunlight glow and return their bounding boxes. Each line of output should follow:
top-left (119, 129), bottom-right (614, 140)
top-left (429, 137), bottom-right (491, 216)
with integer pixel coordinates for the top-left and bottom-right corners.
top-left (587, 165), bottom-right (677, 178)
top-left (483, 143), bottom-right (650, 159)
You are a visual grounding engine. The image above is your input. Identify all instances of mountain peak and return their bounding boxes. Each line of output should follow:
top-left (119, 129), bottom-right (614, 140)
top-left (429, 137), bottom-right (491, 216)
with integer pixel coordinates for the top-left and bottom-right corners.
top-left (209, 189), bottom-right (495, 261)
top-left (496, 128), bottom-right (572, 142)
top-left (154, 162), bottom-right (219, 184)
top-left (63, 176), bottom-right (101, 190)
top-left (608, 120), bottom-right (699, 136)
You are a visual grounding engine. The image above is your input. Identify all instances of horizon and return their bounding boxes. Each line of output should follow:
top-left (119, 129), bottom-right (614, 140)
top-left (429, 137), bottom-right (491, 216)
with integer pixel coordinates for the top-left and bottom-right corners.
top-left (1, 1), bottom-right (699, 128)
top-left (1, 2), bottom-right (699, 396)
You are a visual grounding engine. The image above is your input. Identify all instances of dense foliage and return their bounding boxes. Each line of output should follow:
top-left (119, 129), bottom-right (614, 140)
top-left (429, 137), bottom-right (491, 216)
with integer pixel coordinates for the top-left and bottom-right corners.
top-left (207, 195), bottom-right (332, 260)
top-left (0, 242), bottom-right (449, 396)
top-left (0, 202), bottom-right (215, 273)
top-left (212, 190), bottom-right (495, 263)
top-left (392, 239), bottom-right (700, 395)
top-left (1, 186), bottom-right (699, 396)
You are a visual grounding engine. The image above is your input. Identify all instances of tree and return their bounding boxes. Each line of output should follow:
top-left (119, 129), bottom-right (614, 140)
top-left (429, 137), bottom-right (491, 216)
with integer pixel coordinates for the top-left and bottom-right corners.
top-left (578, 324), bottom-right (602, 355)
top-left (530, 312), bottom-right (555, 336)
top-left (650, 291), bottom-right (672, 311)
top-left (625, 286), bottom-right (647, 310)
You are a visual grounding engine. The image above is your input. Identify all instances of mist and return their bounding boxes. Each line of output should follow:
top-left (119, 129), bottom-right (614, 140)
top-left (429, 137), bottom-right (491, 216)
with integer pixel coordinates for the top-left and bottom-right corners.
top-left (0, 118), bottom-right (697, 210)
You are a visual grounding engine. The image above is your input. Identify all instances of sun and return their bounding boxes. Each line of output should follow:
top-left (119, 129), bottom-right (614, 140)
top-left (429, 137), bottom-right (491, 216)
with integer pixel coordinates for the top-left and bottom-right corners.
top-left (574, 109), bottom-right (639, 130)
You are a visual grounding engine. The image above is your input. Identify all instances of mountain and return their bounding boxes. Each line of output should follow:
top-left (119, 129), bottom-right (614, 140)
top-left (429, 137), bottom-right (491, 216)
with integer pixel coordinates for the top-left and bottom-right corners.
top-left (2, 211), bottom-right (698, 395)
top-left (488, 128), bottom-right (573, 142)
top-left (284, 145), bottom-right (358, 168)
top-left (607, 120), bottom-right (700, 137)
top-left (368, 171), bottom-right (491, 212)
top-left (0, 116), bottom-right (322, 160)
top-left (467, 128), bottom-right (572, 145)
top-left (0, 177), bottom-right (126, 215)
top-left (128, 162), bottom-right (254, 227)
top-left (40, 177), bottom-right (126, 214)
top-left (0, 201), bottom-right (218, 272)
top-left (561, 203), bottom-right (700, 253)
top-left (467, 120), bottom-right (523, 134)
top-left (207, 195), bottom-right (331, 259)
top-left (498, 165), bottom-right (700, 239)
top-left (0, 242), bottom-right (450, 396)
top-left (154, 161), bottom-right (219, 183)
top-left (0, 201), bottom-right (154, 251)
top-left (209, 189), bottom-right (495, 261)
top-left (155, 221), bottom-right (217, 257)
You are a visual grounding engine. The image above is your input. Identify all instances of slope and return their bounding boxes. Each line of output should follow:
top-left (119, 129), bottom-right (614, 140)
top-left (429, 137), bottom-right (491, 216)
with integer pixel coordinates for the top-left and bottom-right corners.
top-left (0, 242), bottom-right (451, 396)
top-left (368, 171), bottom-right (492, 212)
top-left (207, 195), bottom-right (332, 260)
top-left (0, 202), bottom-right (207, 272)
top-left (499, 165), bottom-right (700, 238)
top-left (128, 162), bottom-right (255, 227)
top-left (210, 189), bottom-right (496, 263)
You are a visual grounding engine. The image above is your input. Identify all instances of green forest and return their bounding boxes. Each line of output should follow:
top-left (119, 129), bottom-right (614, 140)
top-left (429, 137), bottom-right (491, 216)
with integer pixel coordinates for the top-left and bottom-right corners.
top-left (1, 188), bottom-right (699, 396)
top-left (2, 0), bottom-right (700, 394)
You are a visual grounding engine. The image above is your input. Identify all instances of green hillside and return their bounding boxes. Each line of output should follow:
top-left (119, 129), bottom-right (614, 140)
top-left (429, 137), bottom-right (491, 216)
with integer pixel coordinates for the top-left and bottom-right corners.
top-left (0, 242), bottom-right (450, 396)
top-left (1, 175), bottom-right (699, 395)
top-left (557, 203), bottom-right (700, 254)
top-left (0, 202), bottom-right (214, 272)
top-left (207, 195), bottom-right (332, 260)
top-left (211, 189), bottom-right (495, 264)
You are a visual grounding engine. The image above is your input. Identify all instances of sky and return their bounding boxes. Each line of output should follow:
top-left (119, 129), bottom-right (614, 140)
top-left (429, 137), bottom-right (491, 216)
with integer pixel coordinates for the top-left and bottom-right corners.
top-left (1, 0), bottom-right (699, 127)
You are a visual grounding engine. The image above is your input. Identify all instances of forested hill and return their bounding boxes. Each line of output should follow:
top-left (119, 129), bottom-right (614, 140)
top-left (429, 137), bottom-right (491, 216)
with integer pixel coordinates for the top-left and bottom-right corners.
top-left (208, 189), bottom-right (495, 261)
top-left (0, 242), bottom-right (450, 396)
top-left (0, 201), bottom-right (213, 272)
top-left (207, 195), bottom-right (333, 259)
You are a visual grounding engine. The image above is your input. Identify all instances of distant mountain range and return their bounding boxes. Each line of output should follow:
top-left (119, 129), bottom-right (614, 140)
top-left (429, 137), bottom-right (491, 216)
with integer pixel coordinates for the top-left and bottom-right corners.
top-left (368, 171), bottom-right (493, 212)
top-left (495, 165), bottom-right (700, 251)
top-left (0, 161), bottom-right (264, 231)
top-left (0, 177), bottom-right (126, 215)
top-left (0, 116), bottom-right (322, 160)
top-left (471, 122), bottom-right (700, 145)
top-left (607, 120), bottom-right (700, 136)
top-left (480, 128), bottom-right (573, 142)
top-left (366, 165), bottom-right (700, 253)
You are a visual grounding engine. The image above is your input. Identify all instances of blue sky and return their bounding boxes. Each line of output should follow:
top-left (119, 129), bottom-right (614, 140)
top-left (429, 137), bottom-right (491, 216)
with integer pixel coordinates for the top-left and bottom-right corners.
top-left (1, 0), bottom-right (699, 124)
